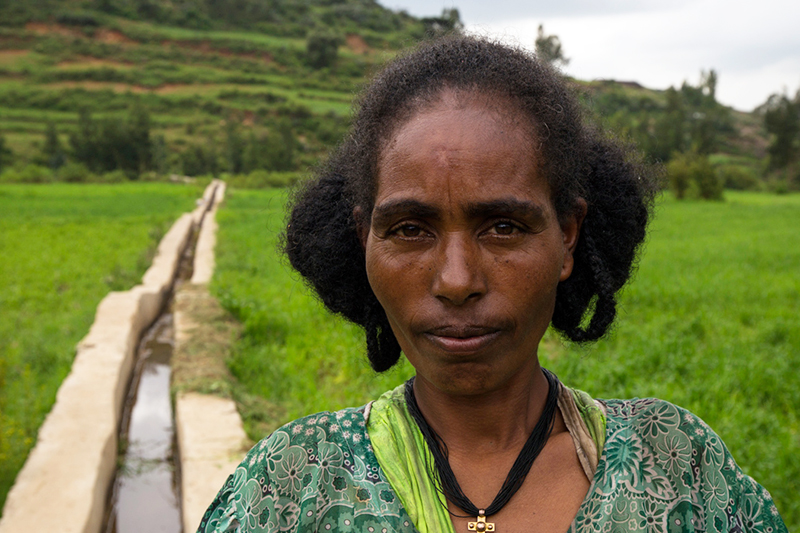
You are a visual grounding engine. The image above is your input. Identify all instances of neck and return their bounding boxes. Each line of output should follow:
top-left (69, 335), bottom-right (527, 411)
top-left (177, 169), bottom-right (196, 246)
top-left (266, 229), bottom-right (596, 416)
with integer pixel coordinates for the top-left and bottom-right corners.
top-left (411, 360), bottom-right (551, 453)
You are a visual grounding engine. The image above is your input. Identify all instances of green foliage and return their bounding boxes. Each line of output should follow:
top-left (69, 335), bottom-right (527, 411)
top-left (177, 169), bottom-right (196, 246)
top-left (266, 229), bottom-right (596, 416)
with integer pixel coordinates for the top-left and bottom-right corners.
top-left (0, 135), bottom-right (12, 174)
top-left (68, 103), bottom-right (153, 177)
top-left (305, 31), bottom-right (342, 70)
top-left (56, 160), bottom-right (90, 182)
top-left (586, 72), bottom-right (734, 165)
top-left (91, 168), bottom-right (128, 183)
top-left (181, 139), bottom-right (219, 177)
top-left (224, 170), bottom-right (302, 189)
top-left (0, 182), bottom-right (202, 512)
top-left (762, 90), bottom-right (800, 171)
top-left (213, 189), bottom-right (800, 528)
top-left (421, 8), bottom-right (463, 38)
top-left (41, 122), bottom-right (66, 170)
top-left (223, 118), bottom-right (244, 174)
top-left (23, 0), bottom-right (426, 42)
top-left (535, 24), bottom-right (568, 67)
top-left (716, 164), bottom-right (760, 191)
top-left (667, 151), bottom-right (724, 200)
top-left (0, 163), bottom-right (55, 184)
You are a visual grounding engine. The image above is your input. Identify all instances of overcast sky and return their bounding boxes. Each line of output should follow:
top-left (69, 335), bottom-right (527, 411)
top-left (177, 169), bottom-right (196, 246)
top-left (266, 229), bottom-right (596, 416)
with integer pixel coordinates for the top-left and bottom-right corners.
top-left (378, 0), bottom-right (800, 112)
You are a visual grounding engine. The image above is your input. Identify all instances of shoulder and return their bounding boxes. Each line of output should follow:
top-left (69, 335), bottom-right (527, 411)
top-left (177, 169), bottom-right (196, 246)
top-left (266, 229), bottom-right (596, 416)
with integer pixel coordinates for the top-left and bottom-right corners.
top-left (197, 406), bottom-right (416, 533)
top-left (588, 397), bottom-right (787, 532)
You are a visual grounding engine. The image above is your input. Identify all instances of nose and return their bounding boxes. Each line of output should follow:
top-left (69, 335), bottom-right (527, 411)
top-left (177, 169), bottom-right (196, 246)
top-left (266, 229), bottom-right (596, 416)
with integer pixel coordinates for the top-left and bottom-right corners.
top-left (431, 233), bottom-right (487, 305)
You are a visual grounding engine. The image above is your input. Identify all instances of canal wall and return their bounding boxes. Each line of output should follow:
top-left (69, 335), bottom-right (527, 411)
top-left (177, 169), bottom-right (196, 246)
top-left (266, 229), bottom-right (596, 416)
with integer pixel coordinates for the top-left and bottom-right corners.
top-left (174, 181), bottom-right (251, 533)
top-left (0, 181), bottom-right (220, 533)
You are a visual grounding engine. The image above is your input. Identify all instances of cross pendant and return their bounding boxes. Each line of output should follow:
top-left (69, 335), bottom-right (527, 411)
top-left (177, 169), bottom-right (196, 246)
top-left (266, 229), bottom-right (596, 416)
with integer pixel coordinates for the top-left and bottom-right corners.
top-left (467, 511), bottom-right (495, 532)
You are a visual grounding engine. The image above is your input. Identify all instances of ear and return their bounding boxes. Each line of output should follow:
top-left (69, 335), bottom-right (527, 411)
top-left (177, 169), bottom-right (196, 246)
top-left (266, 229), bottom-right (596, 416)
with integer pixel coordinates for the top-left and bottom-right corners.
top-left (353, 206), bottom-right (369, 251)
top-left (559, 198), bottom-right (587, 282)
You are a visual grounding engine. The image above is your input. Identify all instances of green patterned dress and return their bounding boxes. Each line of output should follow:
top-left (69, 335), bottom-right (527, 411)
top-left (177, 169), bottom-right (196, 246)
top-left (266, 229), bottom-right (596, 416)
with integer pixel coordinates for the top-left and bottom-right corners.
top-left (198, 384), bottom-right (787, 533)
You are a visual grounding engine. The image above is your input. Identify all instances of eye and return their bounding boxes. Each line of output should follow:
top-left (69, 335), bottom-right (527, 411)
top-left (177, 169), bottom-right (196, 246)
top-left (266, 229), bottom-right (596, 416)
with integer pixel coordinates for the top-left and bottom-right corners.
top-left (493, 222), bottom-right (517, 235)
top-left (387, 222), bottom-right (429, 240)
top-left (486, 221), bottom-right (522, 236)
top-left (397, 224), bottom-right (422, 237)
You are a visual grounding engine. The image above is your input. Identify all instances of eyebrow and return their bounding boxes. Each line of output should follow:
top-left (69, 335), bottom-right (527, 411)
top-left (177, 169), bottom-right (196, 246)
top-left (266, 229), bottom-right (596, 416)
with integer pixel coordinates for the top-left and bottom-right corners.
top-left (371, 197), bottom-right (546, 227)
top-left (465, 198), bottom-right (546, 220)
top-left (371, 199), bottom-right (439, 227)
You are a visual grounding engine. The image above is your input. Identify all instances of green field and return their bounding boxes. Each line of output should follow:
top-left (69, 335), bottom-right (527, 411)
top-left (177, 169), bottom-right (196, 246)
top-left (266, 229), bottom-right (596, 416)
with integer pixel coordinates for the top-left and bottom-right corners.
top-left (212, 189), bottom-right (800, 528)
top-left (0, 181), bottom-right (202, 511)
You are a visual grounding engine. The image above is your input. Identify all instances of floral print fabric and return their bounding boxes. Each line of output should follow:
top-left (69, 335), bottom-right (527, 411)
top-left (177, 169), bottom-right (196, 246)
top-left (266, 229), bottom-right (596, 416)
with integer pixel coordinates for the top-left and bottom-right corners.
top-left (198, 407), bottom-right (417, 533)
top-left (198, 393), bottom-right (787, 533)
top-left (570, 398), bottom-right (787, 533)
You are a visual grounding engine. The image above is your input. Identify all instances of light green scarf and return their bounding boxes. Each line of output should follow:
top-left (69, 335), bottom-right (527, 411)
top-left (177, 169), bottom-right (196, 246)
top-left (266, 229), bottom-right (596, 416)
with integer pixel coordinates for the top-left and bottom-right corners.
top-left (367, 382), bottom-right (606, 533)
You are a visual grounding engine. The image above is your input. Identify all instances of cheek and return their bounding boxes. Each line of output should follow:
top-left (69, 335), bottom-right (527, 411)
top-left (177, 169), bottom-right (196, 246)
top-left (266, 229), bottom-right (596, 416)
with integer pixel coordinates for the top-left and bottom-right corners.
top-left (494, 249), bottom-right (563, 315)
top-left (364, 242), bottom-right (425, 314)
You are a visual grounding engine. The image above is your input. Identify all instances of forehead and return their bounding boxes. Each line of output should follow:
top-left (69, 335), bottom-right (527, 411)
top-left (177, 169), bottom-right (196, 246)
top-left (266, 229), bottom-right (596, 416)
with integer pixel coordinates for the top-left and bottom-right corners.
top-left (375, 93), bottom-right (550, 208)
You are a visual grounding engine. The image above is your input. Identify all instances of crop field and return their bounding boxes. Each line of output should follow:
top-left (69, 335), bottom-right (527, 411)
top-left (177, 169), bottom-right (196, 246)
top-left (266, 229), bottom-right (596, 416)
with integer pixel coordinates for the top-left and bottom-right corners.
top-left (212, 189), bottom-right (800, 528)
top-left (0, 182), bottom-right (202, 512)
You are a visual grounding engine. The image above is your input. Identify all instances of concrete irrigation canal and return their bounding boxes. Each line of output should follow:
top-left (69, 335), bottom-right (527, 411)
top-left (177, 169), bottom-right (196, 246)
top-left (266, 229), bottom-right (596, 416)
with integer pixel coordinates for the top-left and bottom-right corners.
top-left (0, 180), bottom-right (249, 533)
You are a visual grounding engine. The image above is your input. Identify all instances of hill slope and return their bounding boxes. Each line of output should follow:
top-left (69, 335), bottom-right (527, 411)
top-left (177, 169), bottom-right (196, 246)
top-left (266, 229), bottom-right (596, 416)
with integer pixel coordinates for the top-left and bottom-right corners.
top-left (0, 0), bottom-right (773, 190)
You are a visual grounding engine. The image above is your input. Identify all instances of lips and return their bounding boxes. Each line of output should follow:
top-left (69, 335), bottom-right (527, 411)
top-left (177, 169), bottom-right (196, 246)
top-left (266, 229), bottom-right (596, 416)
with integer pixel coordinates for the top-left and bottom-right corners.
top-left (422, 325), bottom-right (504, 354)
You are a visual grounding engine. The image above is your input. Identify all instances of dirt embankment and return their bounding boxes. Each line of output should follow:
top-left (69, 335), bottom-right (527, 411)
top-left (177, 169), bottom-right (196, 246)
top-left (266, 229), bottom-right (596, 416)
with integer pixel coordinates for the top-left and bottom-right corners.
top-left (160, 39), bottom-right (274, 64)
top-left (345, 34), bottom-right (370, 54)
top-left (24, 22), bottom-right (138, 45)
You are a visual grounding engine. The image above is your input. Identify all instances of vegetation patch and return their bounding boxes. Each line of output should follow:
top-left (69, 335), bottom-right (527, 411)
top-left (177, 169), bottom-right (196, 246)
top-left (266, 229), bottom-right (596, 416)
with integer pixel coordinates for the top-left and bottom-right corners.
top-left (0, 181), bottom-right (202, 513)
top-left (211, 189), bottom-right (799, 528)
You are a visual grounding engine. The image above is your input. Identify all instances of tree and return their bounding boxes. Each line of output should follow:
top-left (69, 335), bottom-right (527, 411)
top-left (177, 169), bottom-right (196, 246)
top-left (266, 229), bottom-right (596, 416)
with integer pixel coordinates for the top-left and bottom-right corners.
top-left (151, 134), bottom-right (169, 174)
top-left (70, 108), bottom-right (97, 168)
top-left (763, 90), bottom-right (800, 171)
top-left (667, 151), bottom-right (723, 200)
top-left (263, 119), bottom-right (296, 171)
top-left (224, 119), bottom-right (245, 174)
top-left (700, 69), bottom-right (717, 101)
top-left (0, 134), bottom-right (13, 174)
top-left (651, 87), bottom-right (687, 161)
top-left (535, 24), bottom-right (569, 67)
top-left (127, 102), bottom-right (152, 174)
top-left (421, 8), bottom-right (463, 37)
top-left (68, 104), bottom-right (154, 177)
top-left (42, 122), bottom-right (66, 170)
top-left (305, 31), bottom-right (342, 69)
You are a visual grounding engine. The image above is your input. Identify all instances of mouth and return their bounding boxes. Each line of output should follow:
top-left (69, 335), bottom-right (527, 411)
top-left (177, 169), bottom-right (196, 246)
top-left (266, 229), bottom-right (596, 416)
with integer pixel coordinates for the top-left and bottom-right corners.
top-left (422, 325), bottom-right (503, 354)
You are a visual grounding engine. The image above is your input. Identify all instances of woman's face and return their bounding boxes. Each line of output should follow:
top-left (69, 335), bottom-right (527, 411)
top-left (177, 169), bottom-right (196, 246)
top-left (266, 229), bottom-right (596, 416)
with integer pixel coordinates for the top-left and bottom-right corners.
top-left (364, 92), bottom-right (581, 396)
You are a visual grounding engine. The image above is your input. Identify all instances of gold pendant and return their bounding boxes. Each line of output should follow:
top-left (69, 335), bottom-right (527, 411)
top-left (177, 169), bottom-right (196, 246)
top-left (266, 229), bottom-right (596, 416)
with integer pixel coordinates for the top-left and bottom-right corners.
top-left (467, 510), bottom-right (495, 532)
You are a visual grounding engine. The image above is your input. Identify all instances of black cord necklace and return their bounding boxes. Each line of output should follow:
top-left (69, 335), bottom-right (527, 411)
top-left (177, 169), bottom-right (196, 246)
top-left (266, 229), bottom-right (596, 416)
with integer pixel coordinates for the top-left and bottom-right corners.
top-left (404, 369), bottom-right (560, 532)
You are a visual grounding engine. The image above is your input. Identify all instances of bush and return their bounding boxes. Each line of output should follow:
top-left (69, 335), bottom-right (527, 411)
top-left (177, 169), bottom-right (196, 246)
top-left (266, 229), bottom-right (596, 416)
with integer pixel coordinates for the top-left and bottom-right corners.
top-left (57, 161), bottom-right (91, 183)
top-left (14, 164), bottom-right (55, 184)
top-left (226, 170), bottom-right (303, 189)
top-left (55, 11), bottom-right (100, 27)
top-left (0, 168), bottom-right (22, 183)
top-left (693, 156), bottom-right (724, 200)
top-left (305, 31), bottom-right (342, 69)
top-left (667, 152), bottom-right (724, 200)
top-left (86, 170), bottom-right (128, 183)
top-left (717, 165), bottom-right (760, 191)
top-left (667, 154), bottom-right (691, 199)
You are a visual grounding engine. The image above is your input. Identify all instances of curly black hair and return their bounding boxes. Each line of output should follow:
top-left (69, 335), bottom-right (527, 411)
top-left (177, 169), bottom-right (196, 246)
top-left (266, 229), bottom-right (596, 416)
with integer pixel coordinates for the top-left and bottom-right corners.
top-left (285, 35), bottom-right (659, 372)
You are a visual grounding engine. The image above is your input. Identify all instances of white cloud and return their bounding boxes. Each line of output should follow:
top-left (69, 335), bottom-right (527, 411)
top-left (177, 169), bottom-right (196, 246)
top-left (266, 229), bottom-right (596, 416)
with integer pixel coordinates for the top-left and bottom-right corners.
top-left (380, 0), bottom-right (800, 111)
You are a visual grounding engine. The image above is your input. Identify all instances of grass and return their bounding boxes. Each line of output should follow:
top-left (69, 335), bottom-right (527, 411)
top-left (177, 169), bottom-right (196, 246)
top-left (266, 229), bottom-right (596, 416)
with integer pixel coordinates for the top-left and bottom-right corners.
top-left (212, 189), bottom-right (800, 529)
top-left (0, 181), bottom-right (202, 513)
top-left (211, 189), bottom-right (415, 424)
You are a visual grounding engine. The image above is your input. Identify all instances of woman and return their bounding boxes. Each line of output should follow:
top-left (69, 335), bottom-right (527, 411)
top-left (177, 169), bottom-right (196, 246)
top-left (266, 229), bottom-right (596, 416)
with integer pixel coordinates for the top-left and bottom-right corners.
top-left (199, 36), bottom-right (787, 532)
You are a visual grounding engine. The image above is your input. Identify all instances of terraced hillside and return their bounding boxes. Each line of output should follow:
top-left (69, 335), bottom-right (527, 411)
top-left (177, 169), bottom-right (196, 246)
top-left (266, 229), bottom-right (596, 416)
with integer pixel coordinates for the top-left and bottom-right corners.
top-left (0, 2), bottom-right (430, 177)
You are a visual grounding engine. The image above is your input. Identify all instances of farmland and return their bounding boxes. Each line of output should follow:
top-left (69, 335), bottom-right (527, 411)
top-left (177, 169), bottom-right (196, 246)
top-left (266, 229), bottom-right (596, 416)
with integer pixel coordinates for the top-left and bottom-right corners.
top-left (211, 189), bottom-right (800, 528)
top-left (0, 181), bottom-right (202, 510)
